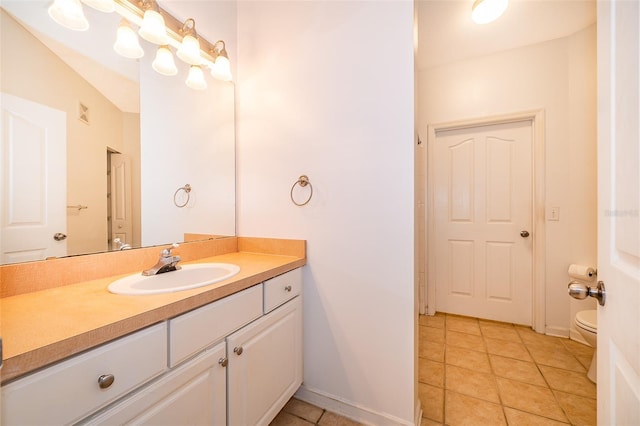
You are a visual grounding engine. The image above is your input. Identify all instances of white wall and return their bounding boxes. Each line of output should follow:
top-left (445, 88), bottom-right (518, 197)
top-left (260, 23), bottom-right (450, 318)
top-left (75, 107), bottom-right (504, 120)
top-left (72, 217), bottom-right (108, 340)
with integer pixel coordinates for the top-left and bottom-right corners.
top-left (417, 25), bottom-right (598, 336)
top-left (236, 1), bottom-right (416, 424)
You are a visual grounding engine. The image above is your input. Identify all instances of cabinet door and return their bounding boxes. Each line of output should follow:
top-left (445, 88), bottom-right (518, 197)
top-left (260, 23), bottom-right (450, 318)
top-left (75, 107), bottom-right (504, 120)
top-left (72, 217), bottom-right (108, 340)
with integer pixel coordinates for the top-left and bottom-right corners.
top-left (82, 342), bottom-right (227, 426)
top-left (227, 296), bottom-right (303, 426)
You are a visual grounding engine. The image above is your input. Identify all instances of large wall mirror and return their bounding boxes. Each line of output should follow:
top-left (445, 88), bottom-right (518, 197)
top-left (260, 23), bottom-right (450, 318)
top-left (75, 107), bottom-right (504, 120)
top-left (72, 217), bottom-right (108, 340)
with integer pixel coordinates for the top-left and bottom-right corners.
top-left (0, 1), bottom-right (236, 265)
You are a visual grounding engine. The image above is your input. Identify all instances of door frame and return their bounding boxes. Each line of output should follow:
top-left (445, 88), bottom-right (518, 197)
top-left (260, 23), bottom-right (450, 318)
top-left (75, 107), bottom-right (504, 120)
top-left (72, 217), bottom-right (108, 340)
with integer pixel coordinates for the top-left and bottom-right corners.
top-left (425, 109), bottom-right (546, 332)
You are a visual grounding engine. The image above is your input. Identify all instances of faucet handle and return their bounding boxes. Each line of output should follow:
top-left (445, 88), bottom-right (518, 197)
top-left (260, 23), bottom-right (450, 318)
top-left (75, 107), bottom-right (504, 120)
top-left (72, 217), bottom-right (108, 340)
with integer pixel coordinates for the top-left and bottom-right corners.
top-left (161, 243), bottom-right (180, 257)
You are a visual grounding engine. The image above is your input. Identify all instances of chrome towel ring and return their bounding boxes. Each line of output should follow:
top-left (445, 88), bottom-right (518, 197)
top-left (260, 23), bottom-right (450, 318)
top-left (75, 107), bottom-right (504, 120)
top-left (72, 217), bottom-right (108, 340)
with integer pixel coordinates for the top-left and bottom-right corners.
top-left (174, 184), bottom-right (192, 208)
top-left (290, 175), bottom-right (313, 206)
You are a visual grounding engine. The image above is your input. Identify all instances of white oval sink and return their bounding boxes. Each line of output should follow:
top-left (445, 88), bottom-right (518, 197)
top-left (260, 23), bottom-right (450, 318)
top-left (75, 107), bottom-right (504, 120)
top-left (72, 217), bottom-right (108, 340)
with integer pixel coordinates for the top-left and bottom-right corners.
top-left (108, 263), bottom-right (240, 295)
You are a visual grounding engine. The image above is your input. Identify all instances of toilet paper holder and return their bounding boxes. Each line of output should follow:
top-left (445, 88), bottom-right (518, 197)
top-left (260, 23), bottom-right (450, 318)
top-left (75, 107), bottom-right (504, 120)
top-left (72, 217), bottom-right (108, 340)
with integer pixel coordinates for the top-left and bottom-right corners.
top-left (568, 281), bottom-right (606, 306)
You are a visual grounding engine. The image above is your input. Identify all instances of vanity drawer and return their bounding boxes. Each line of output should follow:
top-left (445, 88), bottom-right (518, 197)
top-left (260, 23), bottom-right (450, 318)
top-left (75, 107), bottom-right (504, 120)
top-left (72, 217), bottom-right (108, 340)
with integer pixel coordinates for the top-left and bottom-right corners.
top-left (2, 323), bottom-right (167, 426)
top-left (264, 268), bottom-right (302, 313)
top-left (169, 285), bottom-right (262, 367)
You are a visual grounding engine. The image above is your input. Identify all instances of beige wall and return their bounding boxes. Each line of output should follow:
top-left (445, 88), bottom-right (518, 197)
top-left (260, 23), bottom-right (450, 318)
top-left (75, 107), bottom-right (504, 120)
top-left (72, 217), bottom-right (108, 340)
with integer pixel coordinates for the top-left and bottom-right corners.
top-left (417, 25), bottom-right (598, 335)
top-left (1, 11), bottom-right (140, 256)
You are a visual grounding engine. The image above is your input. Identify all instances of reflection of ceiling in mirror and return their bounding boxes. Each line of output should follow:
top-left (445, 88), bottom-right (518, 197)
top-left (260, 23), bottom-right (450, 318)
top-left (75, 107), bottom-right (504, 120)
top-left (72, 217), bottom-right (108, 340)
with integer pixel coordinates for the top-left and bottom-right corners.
top-left (1, 1), bottom-right (139, 113)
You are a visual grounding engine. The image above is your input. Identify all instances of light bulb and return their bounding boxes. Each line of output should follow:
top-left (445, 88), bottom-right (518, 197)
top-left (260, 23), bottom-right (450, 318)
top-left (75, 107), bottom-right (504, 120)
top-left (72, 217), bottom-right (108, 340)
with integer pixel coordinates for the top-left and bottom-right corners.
top-left (210, 55), bottom-right (232, 82)
top-left (113, 20), bottom-right (144, 59)
top-left (48, 0), bottom-right (89, 31)
top-left (471, 0), bottom-right (508, 24)
top-left (81, 0), bottom-right (114, 13)
top-left (186, 65), bottom-right (207, 90)
top-left (152, 45), bottom-right (178, 76)
top-left (176, 34), bottom-right (202, 65)
top-left (138, 9), bottom-right (169, 45)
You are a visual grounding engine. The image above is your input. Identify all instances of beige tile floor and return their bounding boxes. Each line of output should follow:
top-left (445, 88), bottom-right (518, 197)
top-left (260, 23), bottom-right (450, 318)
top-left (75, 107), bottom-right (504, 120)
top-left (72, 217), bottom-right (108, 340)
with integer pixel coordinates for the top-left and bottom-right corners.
top-left (272, 313), bottom-right (596, 426)
top-left (270, 398), bottom-right (363, 426)
top-left (419, 313), bottom-right (597, 426)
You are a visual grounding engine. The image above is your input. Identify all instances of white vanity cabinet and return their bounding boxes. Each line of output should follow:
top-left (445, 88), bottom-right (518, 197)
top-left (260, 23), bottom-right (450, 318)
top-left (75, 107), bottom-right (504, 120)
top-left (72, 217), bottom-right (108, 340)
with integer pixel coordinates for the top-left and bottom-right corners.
top-left (2, 268), bottom-right (303, 426)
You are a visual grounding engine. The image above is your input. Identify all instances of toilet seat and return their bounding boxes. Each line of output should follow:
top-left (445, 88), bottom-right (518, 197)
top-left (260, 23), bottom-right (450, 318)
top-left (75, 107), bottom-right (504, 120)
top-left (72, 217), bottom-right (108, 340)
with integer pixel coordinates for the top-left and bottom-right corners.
top-left (575, 310), bottom-right (597, 333)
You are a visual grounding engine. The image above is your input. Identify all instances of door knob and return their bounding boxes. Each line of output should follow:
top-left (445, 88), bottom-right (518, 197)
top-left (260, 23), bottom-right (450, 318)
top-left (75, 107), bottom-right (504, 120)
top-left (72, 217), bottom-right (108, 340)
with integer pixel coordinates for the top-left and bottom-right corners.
top-left (234, 346), bottom-right (243, 356)
top-left (567, 280), bottom-right (606, 306)
top-left (520, 230), bottom-right (530, 238)
top-left (53, 233), bottom-right (67, 241)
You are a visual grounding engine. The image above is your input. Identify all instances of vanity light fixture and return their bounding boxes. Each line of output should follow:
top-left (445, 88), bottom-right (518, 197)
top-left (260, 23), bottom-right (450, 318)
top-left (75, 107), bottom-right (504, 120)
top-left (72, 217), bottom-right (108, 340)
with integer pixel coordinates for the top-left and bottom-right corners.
top-left (47, 0), bottom-right (234, 85)
top-left (47, 0), bottom-right (89, 31)
top-left (185, 65), bottom-right (207, 90)
top-left (209, 40), bottom-right (233, 82)
top-left (176, 18), bottom-right (202, 65)
top-left (113, 19), bottom-right (144, 59)
top-left (471, 0), bottom-right (508, 24)
top-left (152, 45), bottom-right (178, 76)
top-left (138, 0), bottom-right (169, 45)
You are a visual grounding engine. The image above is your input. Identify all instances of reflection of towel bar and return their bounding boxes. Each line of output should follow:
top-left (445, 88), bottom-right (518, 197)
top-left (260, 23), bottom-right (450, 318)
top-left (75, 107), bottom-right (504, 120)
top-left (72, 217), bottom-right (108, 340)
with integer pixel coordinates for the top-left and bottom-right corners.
top-left (67, 204), bottom-right (88, 211)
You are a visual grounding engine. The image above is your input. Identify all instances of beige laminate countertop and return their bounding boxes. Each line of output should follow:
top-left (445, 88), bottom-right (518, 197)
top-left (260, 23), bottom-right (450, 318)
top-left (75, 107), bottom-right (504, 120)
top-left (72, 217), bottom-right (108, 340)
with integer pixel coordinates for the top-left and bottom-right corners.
top-left (1, 251), bottom-right (305, 383)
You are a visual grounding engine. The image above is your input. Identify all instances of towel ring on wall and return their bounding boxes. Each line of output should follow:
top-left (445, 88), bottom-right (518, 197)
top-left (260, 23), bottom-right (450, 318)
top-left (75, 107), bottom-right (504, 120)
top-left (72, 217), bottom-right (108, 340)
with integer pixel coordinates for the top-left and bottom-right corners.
top-left (174, 184), bottom-right (192, 208)
top-left (290, 175), bottom-right (313, 206)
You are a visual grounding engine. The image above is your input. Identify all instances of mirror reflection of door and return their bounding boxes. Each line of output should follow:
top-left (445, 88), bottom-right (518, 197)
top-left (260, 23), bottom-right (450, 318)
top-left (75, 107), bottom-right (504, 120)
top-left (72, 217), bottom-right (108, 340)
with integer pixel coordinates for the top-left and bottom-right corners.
top-left (108, 150), bottom-right (132, 250)
top-left (0, 93), bottom-right (67, 264)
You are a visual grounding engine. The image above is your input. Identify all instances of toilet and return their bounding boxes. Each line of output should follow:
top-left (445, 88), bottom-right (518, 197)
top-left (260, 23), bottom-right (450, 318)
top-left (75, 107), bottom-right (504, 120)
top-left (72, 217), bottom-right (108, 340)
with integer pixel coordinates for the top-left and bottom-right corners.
top-left (574, 309), bottom-right (598, 383)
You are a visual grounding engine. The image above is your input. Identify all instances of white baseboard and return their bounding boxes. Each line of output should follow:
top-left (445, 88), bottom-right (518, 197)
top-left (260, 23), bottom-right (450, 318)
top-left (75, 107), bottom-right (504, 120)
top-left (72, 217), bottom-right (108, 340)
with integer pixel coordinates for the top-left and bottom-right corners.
top-left (415, 399), bottom-right (422, 426)
top-left (545, 326), bottom-right (570, 338)
top-left (295, 385), bottom-right (416, 426)
top-left (546, 326), bottom-right (594, 348)
top-left (569, 329), bottom-right (591, 346)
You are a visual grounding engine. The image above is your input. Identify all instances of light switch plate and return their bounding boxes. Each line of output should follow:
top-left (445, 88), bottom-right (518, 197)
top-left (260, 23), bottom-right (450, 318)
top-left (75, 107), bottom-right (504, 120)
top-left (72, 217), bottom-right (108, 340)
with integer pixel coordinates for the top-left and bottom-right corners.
top-left (549, 206), bottom-right (560, 221)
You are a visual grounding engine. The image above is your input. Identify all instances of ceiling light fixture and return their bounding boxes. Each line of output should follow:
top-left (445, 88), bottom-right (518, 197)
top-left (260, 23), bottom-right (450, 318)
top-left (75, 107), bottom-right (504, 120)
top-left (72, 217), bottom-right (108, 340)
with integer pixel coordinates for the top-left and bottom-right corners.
top-left (113, 19), bottom-right (144, 58)
top-left (176, 18), bottom-right (201, 65)
top-left (471, 0), bottom-right (508, 24)
top-left (47, 0), bottom-right (89, 31)
top-left (152, 45), bottom-right (178, 76)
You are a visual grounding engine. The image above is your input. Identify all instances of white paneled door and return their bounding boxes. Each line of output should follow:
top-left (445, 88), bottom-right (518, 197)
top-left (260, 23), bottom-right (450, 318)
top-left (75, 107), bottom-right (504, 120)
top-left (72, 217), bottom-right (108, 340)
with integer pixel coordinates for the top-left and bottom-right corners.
top-left (597, 1), bottom-right (640, 423)
top-left (110, 153), bottom-right (133, 249)
top-left (432, 120), bottom-right (533, 325)
top-left (0, 93), bottom-right (66, 264)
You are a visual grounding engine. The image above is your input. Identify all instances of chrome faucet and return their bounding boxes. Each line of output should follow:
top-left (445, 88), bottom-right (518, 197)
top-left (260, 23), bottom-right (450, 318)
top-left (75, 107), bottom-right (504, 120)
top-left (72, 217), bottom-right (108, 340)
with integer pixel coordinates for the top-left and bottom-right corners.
top-left (113, 238), bottom-right (131, 250)
top-left (142, 243), bottom-right (181, 276)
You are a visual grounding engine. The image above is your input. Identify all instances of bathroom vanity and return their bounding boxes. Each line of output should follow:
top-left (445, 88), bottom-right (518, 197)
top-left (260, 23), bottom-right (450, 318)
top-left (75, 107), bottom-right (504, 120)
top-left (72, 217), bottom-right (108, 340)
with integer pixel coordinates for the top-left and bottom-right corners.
top-left (0, 238), bottom-right (305, 426)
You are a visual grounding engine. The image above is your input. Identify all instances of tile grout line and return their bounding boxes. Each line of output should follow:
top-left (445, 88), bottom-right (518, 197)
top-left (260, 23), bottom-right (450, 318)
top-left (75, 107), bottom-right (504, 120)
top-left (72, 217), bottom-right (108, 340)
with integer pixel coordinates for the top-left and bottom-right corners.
top-left (477, 320), bottom-right (510, 426)
top-left (314, 409), bottom-right (327, 425)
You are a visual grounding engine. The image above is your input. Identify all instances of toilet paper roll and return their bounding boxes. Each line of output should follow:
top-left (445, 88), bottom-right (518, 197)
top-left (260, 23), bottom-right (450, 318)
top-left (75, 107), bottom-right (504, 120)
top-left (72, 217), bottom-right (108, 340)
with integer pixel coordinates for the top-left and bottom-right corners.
top-left (568, 264), bottom-right (596, 281)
